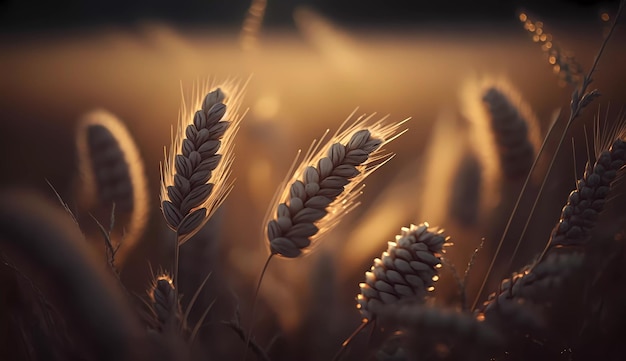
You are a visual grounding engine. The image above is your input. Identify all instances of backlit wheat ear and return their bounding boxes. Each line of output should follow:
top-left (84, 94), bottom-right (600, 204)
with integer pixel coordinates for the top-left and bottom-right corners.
top-left (76, 109), bottom-right (149, 264)
top-left (149, 273), bottom-right (185, 333)
top-left (357, 223), bottom-right (449, 322)
top-left (549, 136), bottom-right (626, 249)
top-left (161, 81), bottom-right (245, 245)
top-left (265, 112), bottom-right (408, 258)
top-left (481, 85), bottom-right (541, 179)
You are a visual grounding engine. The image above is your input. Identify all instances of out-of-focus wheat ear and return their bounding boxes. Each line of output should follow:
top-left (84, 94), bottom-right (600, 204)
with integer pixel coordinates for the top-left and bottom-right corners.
top-left (448, 149), bottom-right (483, 226)
top-left (548, 136), bottom-right (626, 249)
top-left (357, 223), bottom-right (449, 322)
top-left (418, 109), bottom-right (475, 225)
top-left (265, 112), bottom-right (408, 258)
top-left (378, 304), bottom-right (504, 361)
top-left (376, 331), bottom-right (410, 361)
top-left (161, 80), bottom-right (245, 246)
top-left (256, 112), bottom-right (407, 361)
top-left (148, 273), bottom-right (185, 334)
top-left (240, 0), bottom-right (267, 50)
top-left (519, 12), bottom-right (584, 87)
top-left (481, 83), bottom-right (541, 180)
top-left (0, 190), bottom-right (145, 361)
top-left (75, 109), bottom-right (149, 265)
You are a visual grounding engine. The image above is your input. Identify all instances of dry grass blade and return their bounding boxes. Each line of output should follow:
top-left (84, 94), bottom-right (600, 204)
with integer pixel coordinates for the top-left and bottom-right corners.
top-left (189, 298), bottom-right (216, 346)
top-left (89, 211), bottom-right (120, 275)
top-left (75, 109), bottom-right (149, 265)
top-left (46, 179), bottom-right (79, 226)
top-left (161, 80), bottom-right (246, 245)
top-left (265, 112), bottom-right (408, 258)
top-left (182, 271), bottom-right (212, 329)
top-left (224, 319), bottom-right (272, 361)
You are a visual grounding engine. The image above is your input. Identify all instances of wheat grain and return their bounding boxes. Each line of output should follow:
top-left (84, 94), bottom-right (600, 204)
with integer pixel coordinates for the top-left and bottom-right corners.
top-left (75, 109), bottom-right (149, 264)
top-left (357, 223), bottom-right (448, 321)
top-left (265, 112), bottom-right (407, 258)
top-left (161, 80), bottom-right (245, 245)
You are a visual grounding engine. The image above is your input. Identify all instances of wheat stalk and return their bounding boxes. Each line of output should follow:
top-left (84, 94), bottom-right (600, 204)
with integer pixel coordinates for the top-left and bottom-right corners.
top-left (161, 81), bottom-right (245, 246)
top-left (75, 109), bottom-right (149, 265)
top-left (247, 112), bottom-right (406, 360)
top-left (472, 2), bottom-right (624, 309)
top-left (476, 117), bottom-right (626, 357)
top-left (265, 112), bottom-right (408, 258)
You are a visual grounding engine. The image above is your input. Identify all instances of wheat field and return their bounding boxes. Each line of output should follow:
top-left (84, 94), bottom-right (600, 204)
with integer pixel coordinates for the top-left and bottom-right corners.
top-left (1, 2), bottom-right (626, 360)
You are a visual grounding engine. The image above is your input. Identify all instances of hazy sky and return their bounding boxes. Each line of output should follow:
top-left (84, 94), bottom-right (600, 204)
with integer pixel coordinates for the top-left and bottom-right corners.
top-left (0, 0), bottom-right (620, 32)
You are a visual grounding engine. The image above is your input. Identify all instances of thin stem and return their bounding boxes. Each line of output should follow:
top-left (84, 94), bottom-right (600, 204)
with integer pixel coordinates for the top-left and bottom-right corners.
top-left (331, 320), bottom-right (370, 361)
top-left (225, 320), bottom-right (272, 361)
top-left (471, 1), bottom-right (624, 310)
top-left (172, 232), bottom-right (183, 335)
top-left (441, 257), bottom-right (465, 310)
top-left (470, 113), bottom-right (558, 310)
top-left (535, 0), bottom-right (624, 264)
top-left (244, 253), bottom-right (274, 361)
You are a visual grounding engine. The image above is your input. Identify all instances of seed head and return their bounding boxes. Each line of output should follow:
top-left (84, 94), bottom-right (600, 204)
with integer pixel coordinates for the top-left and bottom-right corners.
top-left (357, 223), bottom-right (448, 321)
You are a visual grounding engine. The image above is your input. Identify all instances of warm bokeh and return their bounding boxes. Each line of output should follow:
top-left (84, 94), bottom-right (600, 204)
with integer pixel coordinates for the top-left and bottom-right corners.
top-left (1, 3), bottom-right (626, 360)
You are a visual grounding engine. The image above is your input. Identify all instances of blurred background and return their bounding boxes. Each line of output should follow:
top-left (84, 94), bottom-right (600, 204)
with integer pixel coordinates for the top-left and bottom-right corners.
top-left (1, 0), bottom-right (626, 359)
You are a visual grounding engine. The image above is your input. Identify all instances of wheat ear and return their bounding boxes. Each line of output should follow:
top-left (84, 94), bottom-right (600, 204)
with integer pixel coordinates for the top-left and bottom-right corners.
top-left (481, 85), bottom-right (541, 179)
top-left (549, 137), bottom-right (626, 248)
top-left (472, 2), bottom-right (624, 309)
top-left (265, 112), bottom-right (407, 258)
top-left (520, 12), bottom-right (584, 87)
top-left (0, 190), bottom-right (143, 361)
top-left (149, 273), bottom-right (185, 334)
top-left (357, 223), bottom-right (448, 321)
top-left (161, 81), bottom-right (245, 246)
top-left (332, 223), bottom-right (448, 361)
top-left (246, 112), bottom-right (407, 361)
top-left (448, 149), bottom-right (483, 226)
top-left (75, 109), bottom-right (149, 265)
